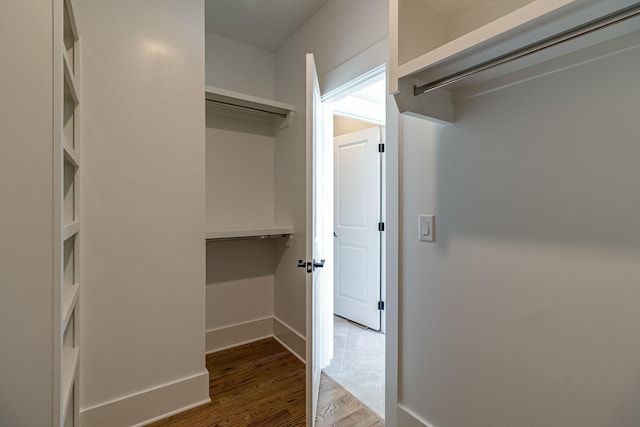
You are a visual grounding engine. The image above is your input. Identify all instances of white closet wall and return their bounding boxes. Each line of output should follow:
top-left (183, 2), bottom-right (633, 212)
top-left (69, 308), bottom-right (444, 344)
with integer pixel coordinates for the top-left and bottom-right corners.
top-left (77, 1), bottom-right (208, 425)
top-left (206, 31), bottom-right (275, 99)
top-left (399, 47), bottom-right (640, 427)
top-left (204, 33), bottom-right (287, 353)
top-left (0, 2), bottom-right (55, 425)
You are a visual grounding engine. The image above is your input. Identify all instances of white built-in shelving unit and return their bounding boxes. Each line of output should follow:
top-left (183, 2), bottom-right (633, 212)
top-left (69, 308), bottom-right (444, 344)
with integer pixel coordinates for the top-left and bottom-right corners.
top-left (55, 0), bottom-right (81, 425)
top-left (205, 87), bottom-right (294, 243)
top-left (390, 0), bottom-right (640, 122)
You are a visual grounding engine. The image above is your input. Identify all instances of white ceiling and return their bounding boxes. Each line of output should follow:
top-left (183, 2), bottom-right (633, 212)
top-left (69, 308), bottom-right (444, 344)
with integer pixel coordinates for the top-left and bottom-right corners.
top-left (205, 0), bottom-right (329, 52)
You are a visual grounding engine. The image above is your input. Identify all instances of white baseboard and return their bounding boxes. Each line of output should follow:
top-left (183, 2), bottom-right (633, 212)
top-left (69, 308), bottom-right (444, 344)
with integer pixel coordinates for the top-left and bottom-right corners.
top-left (205, 317), bottom-right (273, 354)
top-left (272, 316), bottom-right (306, 363)
top-left (80, 370), bottom-right (210, 427)
top-left (398, 404), bottom-right (435, 427)
top-left (80, 319), bottom-right (306, 426)
top-left (205, 316), bottom-right (306, 362)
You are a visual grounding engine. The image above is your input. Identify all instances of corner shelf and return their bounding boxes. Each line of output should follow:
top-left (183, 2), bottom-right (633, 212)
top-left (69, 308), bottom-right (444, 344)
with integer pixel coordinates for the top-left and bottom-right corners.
top-left (206, 226), bottom-right (294, 245)
top-left (205, 86), bottom-right (294, 133)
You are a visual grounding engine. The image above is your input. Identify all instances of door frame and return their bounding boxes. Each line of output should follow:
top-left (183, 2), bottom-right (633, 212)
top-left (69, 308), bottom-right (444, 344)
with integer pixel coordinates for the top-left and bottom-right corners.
top-left (332, 117), bottom-right (383, 332)
top-left (316, 41), bottom-right (399, 426)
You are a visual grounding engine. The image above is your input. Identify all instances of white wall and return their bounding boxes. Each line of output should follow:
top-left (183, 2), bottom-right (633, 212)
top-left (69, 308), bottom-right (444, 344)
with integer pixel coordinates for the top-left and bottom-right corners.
top-left (333, 115), bottom-right (377, 136)
top-left (399, 48), bottom-right (640, 426)
top-left (204, 121), bottom-right (276, 351)
top-left (273, 0), bottom-right (389, 339)
top-left (77, 1), bottom-right (208, 424)
top-left (203, 30), bottom-right (279, 352)
top-left (205, 31), bottom-right (275, 99)
top-left (0, 1), bottom-right (54, 425)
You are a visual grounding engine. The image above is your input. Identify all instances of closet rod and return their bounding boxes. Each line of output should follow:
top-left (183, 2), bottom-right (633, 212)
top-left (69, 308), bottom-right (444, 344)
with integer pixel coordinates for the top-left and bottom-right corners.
top-left (414, 3), bottom-right (640, 96)
top-left (206, 99), bottom-right (288, 118)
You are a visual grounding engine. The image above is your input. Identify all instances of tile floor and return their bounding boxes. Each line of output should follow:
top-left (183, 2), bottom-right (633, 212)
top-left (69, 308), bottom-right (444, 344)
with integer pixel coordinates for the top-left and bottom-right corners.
top-left (322, 315), bottom-right (385, 418)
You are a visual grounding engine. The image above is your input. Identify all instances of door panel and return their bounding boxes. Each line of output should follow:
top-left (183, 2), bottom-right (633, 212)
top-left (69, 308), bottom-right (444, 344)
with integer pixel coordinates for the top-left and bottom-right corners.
top-left (305, 53), bottom-right (333, 427)
top-left (334, 127), bottom-right (381, 330)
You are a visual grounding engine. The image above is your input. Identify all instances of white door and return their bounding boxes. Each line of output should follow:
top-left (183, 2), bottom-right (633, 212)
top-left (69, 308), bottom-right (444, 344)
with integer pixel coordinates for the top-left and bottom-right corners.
top-left (334, 127), bottom-right (381, 330)
top-left (305, 53), bottom-right (334, 427)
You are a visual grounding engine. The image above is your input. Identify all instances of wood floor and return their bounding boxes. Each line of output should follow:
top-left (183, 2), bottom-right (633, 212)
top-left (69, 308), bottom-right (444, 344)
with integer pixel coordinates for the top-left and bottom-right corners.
top-left (316, 373), bottom-right (384, 426)
top-left (148, 338), bottom-right (305, 427)
top-left (148, 338), bottom-right (383, 426)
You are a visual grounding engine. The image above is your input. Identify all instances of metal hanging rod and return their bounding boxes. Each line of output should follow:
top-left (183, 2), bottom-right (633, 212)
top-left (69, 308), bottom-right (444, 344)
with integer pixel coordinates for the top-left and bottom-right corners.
top-left (414, 3), bottom-right (640, 96)
top-left (205, 99), bottom-right (288, 118)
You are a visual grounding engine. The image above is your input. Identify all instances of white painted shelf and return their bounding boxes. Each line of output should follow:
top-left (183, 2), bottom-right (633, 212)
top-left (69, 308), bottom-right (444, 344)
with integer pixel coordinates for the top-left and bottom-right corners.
top-left (62, 283), bottom-right (79, 331)
top-left (391, 0), bottom-right (640, 122)
top-left (206, 226), bottom-right (294, 241)
top-left (61, 346), bottom-right (79, 422)
top-left (63, 136), bottom-right (79, 168)
top-left (63, 53), bottom-right (79, 105)
top-left (62, 220), bottom-right (80, 241)
top-left (205, 86), bottom-right (294, 133)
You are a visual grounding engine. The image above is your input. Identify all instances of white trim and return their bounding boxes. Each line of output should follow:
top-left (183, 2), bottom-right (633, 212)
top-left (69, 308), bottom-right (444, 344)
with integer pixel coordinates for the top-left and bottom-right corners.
top-left (273, 316), bottom-right (306, 363)
top-left (80, 370), bottom-right (210, 427)
top-left (315, 37), bottom-right (399, 427)
top-left (322, 63), bottom-right (386, 103)
top-left (398, 404), bottom-right (437, 427)
top-left (205, 317), bottom-right (273, 354)
top-left (322, 37), bottom-right (389, 96)
top-left (204, 316), bottom-right (307, 359)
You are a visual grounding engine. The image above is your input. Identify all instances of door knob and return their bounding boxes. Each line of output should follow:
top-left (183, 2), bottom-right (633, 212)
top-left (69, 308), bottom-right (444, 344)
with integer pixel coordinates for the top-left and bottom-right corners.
top-left (298, 259), bottom-right (312, 273)
top-left (313, 259), bottom-right (325, 270)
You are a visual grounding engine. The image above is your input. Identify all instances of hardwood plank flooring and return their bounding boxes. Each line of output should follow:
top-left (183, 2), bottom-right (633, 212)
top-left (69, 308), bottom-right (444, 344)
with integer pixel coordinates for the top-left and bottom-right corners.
top-left (148, 338), bottom-right (383, 426)
top-left (148, 338), bottom-right (305, 427)
top-left (315, 373), bottom-right (384, 427)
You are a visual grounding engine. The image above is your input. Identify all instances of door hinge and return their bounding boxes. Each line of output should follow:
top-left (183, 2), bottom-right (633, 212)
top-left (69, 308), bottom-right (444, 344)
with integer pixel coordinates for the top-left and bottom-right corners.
top-left (378, 222), bottom-right (385, 232)
top-left (378, 143), bottom-right (385, 153)
top-left (378, 301), bottom-right (385, 310)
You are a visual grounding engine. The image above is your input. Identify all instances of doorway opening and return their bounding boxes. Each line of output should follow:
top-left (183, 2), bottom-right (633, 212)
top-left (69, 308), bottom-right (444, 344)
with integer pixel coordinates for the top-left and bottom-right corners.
top-left (320, 67), bottom-right (386, 419)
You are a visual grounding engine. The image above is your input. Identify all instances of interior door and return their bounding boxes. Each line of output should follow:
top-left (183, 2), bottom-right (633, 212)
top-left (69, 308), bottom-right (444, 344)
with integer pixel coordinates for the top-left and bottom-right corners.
top-left (334, 127), bottom-right (382, 330)
top-left (305, 53), bottom-right (333, 427)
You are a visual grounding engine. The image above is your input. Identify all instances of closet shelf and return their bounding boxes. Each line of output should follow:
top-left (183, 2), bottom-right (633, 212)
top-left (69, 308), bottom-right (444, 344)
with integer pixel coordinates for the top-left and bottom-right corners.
top-left (391, 0), bottom-right (640, 122)
top-left (63, 221), bottom-right (80, 241)
top-left (61, 346), bottom-right (79, 421)
top-left (63, 136), bottom-right (79, 167)
top-left (205, 86), bottom-right (294, 133)
top-left (205, 86), bottom-right (294, 116)
top-left (206, 226), bottom-right (294, 243)
top-left (63, 54), bottom-right (79, 105)
top-left (62, 283), bottom-right (79, 331)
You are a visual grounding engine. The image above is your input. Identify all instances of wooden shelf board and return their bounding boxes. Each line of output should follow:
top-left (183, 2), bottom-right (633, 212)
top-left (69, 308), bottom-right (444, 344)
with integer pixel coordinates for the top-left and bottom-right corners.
top-left (205, 86), bottom-right (294, 116)
top-left (62, 283), bottom-right (79, 331)
top-left (63, 220), bottom-right (80, 241)
top-left (206, 226), bottom-right (294, 241)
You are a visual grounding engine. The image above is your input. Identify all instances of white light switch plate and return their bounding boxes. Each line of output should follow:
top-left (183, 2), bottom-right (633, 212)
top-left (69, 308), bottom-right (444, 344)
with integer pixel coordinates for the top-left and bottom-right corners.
top-left (419, 214), bottom-right (435, 242)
